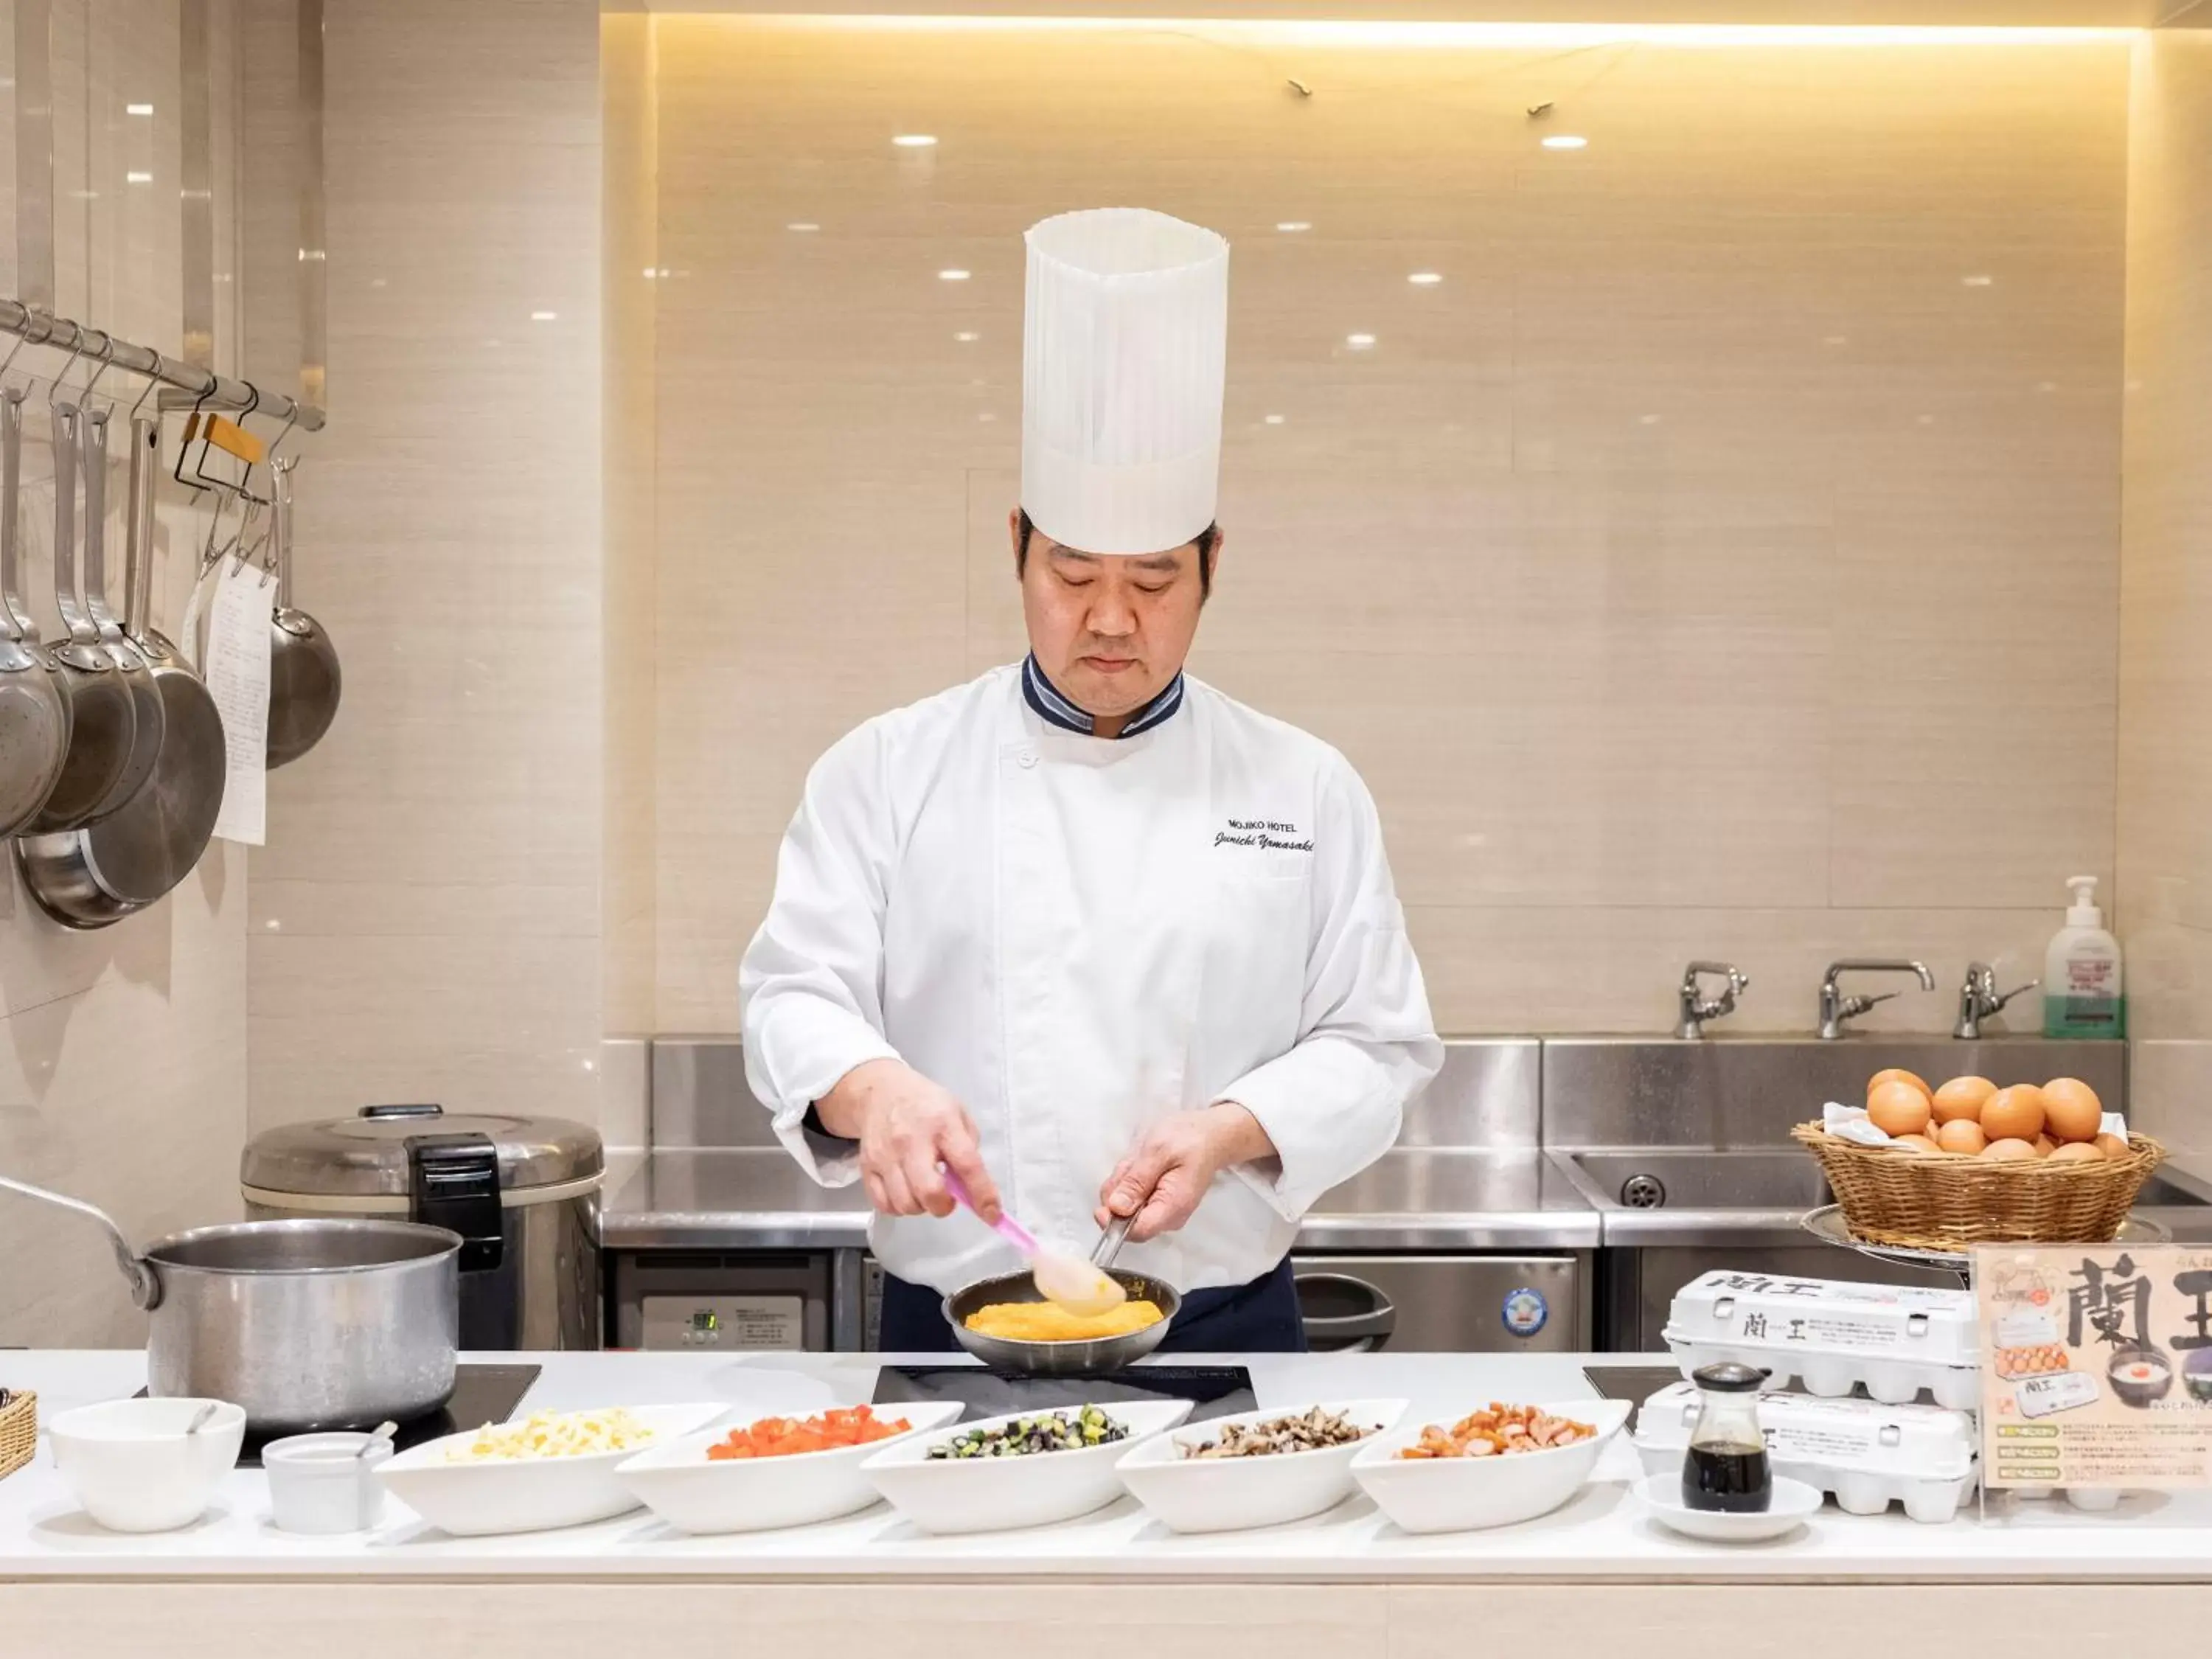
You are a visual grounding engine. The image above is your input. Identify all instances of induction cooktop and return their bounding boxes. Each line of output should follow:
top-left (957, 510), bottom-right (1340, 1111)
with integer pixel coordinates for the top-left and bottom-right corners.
top-left (872, 1363), bottom-right (1256, 1424)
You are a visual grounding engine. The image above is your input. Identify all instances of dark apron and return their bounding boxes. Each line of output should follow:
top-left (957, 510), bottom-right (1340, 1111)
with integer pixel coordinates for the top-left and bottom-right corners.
top-left (879, 1256), bottom-right (1308, 1355)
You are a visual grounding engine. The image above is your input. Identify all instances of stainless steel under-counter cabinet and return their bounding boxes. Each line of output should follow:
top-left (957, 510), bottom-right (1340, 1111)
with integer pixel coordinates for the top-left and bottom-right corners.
top-left (1293, 1254), bottom-right (1588, 1352)
top-left (611, 1251), bottom-right (840, 1351)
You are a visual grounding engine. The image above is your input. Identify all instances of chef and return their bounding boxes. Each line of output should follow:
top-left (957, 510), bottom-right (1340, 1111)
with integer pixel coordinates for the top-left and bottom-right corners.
top-left (741, 206), bottom-right (1441, 1352)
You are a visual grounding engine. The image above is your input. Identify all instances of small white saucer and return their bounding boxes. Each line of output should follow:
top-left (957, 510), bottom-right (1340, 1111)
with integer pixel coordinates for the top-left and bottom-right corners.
top-left (1635, 1473), bottom-right (1822, 1543)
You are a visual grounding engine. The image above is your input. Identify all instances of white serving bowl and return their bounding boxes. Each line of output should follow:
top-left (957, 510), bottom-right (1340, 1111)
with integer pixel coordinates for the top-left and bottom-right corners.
top-left (1115, 1399), bottom-right (1408, 1535)
top-left (46, 1397), bottom-right (246, 1534)
top-left (378, 1403), bottom-right (731, 1537)
top-left (617, 1401), bottom-right (965, 1534)
top-left (861, 1399), bottom-right (1192, 1535)
top-left (1349, 1399), bottom-right (1631, 1534)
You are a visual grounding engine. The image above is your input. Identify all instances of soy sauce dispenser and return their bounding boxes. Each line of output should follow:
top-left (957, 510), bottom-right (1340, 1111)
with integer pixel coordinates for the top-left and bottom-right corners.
top-left (1683, 1361), bottom-right (1772, 1514)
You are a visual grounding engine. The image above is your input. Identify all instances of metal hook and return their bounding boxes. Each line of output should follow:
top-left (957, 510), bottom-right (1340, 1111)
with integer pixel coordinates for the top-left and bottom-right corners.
top-left (46, 325), bottom-right (88, 409)
top-left (79, 330), bottom-right (119, 408)
top-left (128, 358), bottom-right (163, 422)
top-left (173, 380), bottom-right (215, 493)
top-left (262, 403), bottom-right (300, 467)
top-left (0, 310), bottom-right (58, 389)
top-left (229, 384), bottom-right (274, 506)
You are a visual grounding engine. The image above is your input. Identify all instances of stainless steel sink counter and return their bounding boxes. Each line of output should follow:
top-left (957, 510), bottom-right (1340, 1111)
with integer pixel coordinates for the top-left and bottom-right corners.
top-left (1550, 1145), bottom-right (2212, 1248)
top-left (601, 1147), bottom-right (1602, 1253)
top-left (604, 1034), bottom-right (2176, 1354)
top-left (604, 1033), bottom-right (2155, 1253)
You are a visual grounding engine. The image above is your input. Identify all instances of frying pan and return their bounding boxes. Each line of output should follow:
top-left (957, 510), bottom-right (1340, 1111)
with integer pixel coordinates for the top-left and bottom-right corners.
top-left (24, 400), bottom-right (138, 832)
top-left (942, 1267), bottom-right (1181, 1376)
top-left (19, 415), bottom-right (226, 928)
top-left (0, 386), bottom-right (72, 835)
top-left (264, 457), bottom-right (338, 768)
top-left (74, 406), bottom-right (164, 815)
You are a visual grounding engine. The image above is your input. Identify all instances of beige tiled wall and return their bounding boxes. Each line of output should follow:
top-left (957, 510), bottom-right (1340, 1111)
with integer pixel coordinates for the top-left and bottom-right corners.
top-left (241, 0), bottom-right (607, 1133)
top-left (602, 13), bottom-right (658, 1046)
top-left (636, 18), bottom-right (2129, 1036)
top-left (0, 0), bottom-right (253, 1346)
top-left (2117, 25), bottom-right (2212, 1169)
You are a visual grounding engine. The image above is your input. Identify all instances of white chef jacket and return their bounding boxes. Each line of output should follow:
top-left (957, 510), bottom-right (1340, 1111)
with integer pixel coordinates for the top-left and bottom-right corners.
top-left (739, 662), bottom-right (1441, 1295)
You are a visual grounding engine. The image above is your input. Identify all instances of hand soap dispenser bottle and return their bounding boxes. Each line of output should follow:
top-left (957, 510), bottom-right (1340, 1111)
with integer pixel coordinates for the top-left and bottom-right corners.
top-left (2044, 875), bottom-right (2124, 1039)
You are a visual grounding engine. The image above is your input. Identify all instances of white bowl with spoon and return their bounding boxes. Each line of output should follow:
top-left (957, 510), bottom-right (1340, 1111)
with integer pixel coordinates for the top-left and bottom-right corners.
top-left (47, 1397), bottom-right (245, 1533)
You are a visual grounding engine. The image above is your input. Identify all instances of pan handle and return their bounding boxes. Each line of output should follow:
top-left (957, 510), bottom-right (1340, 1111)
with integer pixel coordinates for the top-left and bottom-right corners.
top-left (0, 1174), bottom-right (161, 1310)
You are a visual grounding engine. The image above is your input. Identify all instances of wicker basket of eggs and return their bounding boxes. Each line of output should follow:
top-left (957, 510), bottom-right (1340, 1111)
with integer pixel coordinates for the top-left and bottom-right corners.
top-left (1794, 1071), bottom-right (2163, 1251)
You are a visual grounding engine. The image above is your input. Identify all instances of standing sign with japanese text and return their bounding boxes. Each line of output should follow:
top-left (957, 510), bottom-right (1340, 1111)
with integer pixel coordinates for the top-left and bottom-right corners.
top-left (1973, 1244), bottom-right (2212, 1489)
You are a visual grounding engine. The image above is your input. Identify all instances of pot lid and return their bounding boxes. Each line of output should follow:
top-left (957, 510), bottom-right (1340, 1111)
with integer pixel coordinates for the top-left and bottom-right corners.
top-left (240, 1103), bottom-right (604, 1198)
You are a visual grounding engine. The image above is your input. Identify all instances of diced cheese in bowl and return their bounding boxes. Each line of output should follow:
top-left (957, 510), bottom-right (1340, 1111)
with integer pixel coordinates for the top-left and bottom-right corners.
top-left (379, 1403), bottom-right (731, 1536)
top-left (445, 1408), bottom-right (661, 1463)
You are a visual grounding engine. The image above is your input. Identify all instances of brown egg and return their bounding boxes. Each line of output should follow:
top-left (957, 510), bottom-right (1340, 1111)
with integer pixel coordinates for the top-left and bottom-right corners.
top-left (1893, 1133), bottom-right (1944, 1155)
top-left (1980, 1085), bottom-right (2048, 1144)
top-left (2096, 1133), bottom-right (2133, 1161)
top-left (1983, 1137), bottom-right (2042, 1162)
top-left (2034, 1134), bottom-right (2057, 1156)
top-left (2042, 1078), bottom-right (2104, 1144)
top-left (1868, 1068), bottom-right (1933, 1104)
top-left (1931, 1076), bottom-right (1998, 1125)
top-left (1867, 1079), bottom-right (1934, 1138)
top-left (2048, 1142), bottom-right (2107, 1166)
top-left (1937, 1119), bottom-right (1989, 1155)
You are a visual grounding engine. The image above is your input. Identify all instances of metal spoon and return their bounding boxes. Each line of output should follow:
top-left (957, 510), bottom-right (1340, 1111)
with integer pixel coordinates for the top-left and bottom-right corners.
top-left (356, 1421), bottom-right (397, 1459)
top-left (1091, 1211), bottom-right (1135, 1273)
top-left (184, 1401), bottom-right (219, 1436)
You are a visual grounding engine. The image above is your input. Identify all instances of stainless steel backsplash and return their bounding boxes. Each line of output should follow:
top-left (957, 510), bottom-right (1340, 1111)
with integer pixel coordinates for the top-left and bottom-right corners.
top-left (1541, 1035), bottom-right (2127, 1148)
top-left (644, 1033), bottom-right (2124, 1152)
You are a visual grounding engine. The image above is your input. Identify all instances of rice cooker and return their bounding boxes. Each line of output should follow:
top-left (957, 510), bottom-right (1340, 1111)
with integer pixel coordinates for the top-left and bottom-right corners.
top-left (242, 1103), bottom-right (603, 1349)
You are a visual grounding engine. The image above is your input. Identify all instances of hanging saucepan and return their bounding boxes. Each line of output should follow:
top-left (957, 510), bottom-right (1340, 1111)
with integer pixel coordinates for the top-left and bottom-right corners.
top-left (23, 399), bottom-right (138, 832)
top-left (0, 386), bottom-right (72, 835)
top-left (0, 1174), bottom-right (461, 1433)
top-left (74, 406), bottom-right (165, 815)
top-left (18, 415), bottom-right (227, 928)
top-left (265, 456), bottom-right (339, 768)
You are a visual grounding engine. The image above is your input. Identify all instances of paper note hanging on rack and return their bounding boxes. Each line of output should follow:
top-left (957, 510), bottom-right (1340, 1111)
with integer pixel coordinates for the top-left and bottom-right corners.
top-left (206, 559), bottom-right (272, 846)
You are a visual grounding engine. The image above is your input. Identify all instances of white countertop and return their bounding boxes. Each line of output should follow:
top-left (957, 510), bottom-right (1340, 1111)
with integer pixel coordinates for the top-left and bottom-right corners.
top-left (1, 1348), bottom-right (2205, 1582)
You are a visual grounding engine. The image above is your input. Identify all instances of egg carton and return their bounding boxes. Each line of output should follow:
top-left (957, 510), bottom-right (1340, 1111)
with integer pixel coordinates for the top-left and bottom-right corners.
top-left (1663, 1331), bottom-right (1981, 1410)
top-left (1669, 1270), bottom-right (1980, 1370)
top-left (2013, 1485), bottom-right (2124, 1512)
top-left (1632, 1380), bottom-right (1978, 1525)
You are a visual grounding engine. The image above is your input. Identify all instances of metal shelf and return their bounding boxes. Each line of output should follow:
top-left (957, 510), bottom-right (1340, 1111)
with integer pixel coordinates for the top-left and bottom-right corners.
top-left (1801, 1203), bottom-right (2170, 1283)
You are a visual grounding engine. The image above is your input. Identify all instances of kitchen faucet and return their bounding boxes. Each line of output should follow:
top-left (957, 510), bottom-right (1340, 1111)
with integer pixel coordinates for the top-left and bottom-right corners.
top-left (1676, 961), bottom-right (1749, 1039)
top-left (1818, 959), bottom-right (1935, 1040)
top-left (1953, 961), bottom-right (2039, 1040)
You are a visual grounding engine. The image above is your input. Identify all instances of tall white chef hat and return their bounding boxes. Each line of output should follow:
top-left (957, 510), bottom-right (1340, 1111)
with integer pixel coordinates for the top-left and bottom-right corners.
top-left (1021, 207), bottom-right (1230, 556)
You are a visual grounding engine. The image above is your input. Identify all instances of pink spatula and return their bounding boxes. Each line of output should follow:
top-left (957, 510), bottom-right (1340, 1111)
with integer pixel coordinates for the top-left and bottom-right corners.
top-left (941, 1168), bottom-right (1127, 1318)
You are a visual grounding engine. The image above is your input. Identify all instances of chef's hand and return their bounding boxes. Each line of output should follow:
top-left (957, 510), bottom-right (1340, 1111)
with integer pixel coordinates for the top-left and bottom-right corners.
top-left (1094, 1104), bottom-right (1276, 1243)
top-left (815, 1059), bottom-right (1000, 1223)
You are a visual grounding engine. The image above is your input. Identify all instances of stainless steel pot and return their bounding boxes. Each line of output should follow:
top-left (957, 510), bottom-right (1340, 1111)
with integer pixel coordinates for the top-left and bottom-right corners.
top-left (19, 413), bottom-right (229, 928)
top-left (0, 1175), bottom-right (461, 1432)
top-left (263, 457), bottom-right (339, 768)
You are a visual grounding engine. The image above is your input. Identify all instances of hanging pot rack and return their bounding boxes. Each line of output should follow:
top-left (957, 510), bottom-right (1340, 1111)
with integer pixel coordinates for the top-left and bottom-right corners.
top-left (0, 302), bottom-right (324, 434)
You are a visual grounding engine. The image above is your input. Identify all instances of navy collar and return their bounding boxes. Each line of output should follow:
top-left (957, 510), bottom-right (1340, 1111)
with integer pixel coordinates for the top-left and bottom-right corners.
top-left (1022, 654), bottom-right (1186, 740)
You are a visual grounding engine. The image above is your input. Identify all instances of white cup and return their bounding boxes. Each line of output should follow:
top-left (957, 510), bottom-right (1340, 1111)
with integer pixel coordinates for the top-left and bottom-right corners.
top-left (263, 1432), bottom-right (393, 1534)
